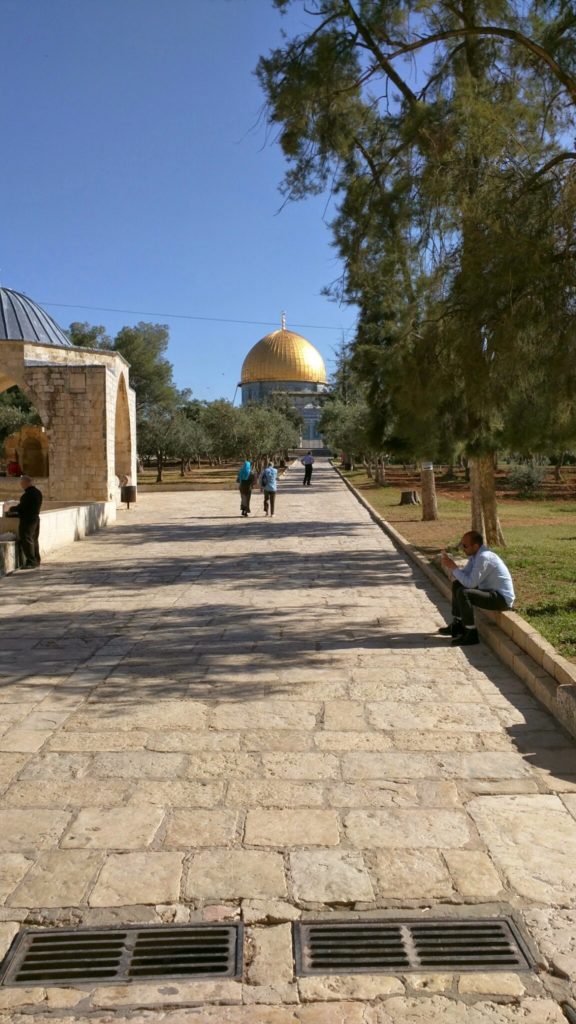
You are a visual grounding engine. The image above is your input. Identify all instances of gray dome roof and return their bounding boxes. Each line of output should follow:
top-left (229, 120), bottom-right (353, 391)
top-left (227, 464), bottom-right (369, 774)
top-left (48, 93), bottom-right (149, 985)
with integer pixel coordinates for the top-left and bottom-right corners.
top-left (0, 287), bottom-right (71, 347)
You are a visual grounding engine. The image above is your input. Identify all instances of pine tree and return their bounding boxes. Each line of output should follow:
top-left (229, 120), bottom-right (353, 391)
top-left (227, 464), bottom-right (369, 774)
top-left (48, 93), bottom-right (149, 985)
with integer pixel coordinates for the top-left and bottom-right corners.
top-left (258, 0), bottom-right (576, 542)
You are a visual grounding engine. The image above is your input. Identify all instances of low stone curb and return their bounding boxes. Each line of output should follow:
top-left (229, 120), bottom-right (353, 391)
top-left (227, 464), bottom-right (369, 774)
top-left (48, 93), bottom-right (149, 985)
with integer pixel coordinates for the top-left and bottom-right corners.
top-left (336, 466), bottom-right (576, 741)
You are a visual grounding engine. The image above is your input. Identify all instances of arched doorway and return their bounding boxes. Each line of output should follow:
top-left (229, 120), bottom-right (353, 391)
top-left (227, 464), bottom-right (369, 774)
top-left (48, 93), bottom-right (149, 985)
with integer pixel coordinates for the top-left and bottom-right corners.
top-left (0, 383), bottom-right (49, 489)
top-left (6, 427), bottom-right (49, 477)
top-left (114, 375), bottom-right (132, 482)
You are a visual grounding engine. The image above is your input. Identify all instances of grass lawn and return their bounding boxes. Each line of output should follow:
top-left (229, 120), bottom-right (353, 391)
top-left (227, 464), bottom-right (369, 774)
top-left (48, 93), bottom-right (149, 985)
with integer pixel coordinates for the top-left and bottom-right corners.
top-left (341, 467), bottom-right (576, 660)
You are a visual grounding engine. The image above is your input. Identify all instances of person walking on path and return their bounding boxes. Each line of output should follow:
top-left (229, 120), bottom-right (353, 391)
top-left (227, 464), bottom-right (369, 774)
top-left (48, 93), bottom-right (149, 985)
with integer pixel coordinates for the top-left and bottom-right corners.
top-left (236, 460), bottom-right (255, 517)
top-left (259, 460), bottom-right (278, 517)
top-left (301, 451), bottom-right (314, 486)
top-left (6, 475), bottom-right (43, 569)
top-left (439, 530), bottom-right (515, 646)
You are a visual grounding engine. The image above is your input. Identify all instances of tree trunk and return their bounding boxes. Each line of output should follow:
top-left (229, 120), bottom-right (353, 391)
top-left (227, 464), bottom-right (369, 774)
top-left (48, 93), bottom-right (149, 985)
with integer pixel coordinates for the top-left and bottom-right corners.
top-left (469, 458), bottom-right (485, 537)
top-left (553, 455), bottom-right (565, 482)
top-left (420, 461), bottom-right (438, 521)
top-left (156, 452), bottom-right (163, 484)
top-left (376, 458), bottom-right (386, 485)
top-left (470, 454), bottom-right (505, 546)
top-left (180, 458), bottom-right (185, 477)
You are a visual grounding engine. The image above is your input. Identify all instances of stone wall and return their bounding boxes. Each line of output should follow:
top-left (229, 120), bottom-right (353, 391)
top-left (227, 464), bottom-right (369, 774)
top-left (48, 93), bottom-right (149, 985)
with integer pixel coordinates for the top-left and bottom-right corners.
top-left (0, 500), bottom-right (116, 561)
top-left (0, 340), bottom-right (136, 502)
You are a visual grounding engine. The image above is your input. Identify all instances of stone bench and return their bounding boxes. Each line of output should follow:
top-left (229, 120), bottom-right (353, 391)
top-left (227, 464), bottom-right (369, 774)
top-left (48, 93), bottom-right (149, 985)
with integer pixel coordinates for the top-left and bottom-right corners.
top-left (0, 501), bottom-right (118, 581)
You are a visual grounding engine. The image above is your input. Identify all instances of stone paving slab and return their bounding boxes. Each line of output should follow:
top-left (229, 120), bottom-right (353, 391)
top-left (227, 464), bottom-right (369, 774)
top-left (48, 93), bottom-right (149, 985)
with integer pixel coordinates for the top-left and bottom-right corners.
top-left (0, 461), bottom-right (575, 1017)
top-left (0, 999), bottom-right (569, 1023)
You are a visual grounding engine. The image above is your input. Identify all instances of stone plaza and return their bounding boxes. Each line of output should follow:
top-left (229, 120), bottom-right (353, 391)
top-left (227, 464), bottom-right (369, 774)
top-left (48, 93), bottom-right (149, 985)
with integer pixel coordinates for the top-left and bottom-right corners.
top-left (0, 461), bottom-right (575, 1022)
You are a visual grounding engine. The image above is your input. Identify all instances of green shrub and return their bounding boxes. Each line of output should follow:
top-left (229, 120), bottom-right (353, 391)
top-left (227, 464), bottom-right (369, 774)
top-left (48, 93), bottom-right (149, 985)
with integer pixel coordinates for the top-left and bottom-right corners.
top-left (508, 463), bottom-right (546, 495)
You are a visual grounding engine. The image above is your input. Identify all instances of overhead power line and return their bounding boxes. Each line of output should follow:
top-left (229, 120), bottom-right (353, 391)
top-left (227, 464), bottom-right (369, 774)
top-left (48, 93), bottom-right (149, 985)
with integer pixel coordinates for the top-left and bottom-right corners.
top-left (38, 300), bottom-right (354, 334)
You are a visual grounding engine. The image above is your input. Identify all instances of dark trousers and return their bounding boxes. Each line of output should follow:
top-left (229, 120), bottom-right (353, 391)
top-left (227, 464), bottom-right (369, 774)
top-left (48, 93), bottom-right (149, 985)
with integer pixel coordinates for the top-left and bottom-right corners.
top-left (303, 465), bottom-right (313, 485)
top-left (19, 518), bottom-right (41, 567)
top-left (452, 580), bottom-right (508, 627)
top-left (239, 485), bottom-right (252, 513)
top-left (264, 491), bottom-right (276, 515)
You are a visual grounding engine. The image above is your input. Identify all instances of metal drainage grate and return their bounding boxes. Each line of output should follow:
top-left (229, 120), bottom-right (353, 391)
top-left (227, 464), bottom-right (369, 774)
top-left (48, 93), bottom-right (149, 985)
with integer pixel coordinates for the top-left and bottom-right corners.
top-left (294, 918), bottom-right (533, 975)
top-left (0, 923), bottom-right (243, 987)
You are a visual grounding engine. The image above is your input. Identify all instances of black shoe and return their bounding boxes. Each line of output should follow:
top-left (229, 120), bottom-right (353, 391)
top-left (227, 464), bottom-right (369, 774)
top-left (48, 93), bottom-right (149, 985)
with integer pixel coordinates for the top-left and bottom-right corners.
top-left (451, 629), bottom-right (479, 647)
top-left (438, 622), bottom-right (463, 637)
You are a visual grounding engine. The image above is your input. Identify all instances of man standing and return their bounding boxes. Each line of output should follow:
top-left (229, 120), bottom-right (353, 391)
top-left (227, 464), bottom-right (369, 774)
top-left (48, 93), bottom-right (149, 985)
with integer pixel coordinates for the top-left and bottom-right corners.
top-left (301, 451), bottom-right (314, 486)
top-left (6, 475), bottom-right (43, 569)
top-left (439, 530), bottom-right (515, 646)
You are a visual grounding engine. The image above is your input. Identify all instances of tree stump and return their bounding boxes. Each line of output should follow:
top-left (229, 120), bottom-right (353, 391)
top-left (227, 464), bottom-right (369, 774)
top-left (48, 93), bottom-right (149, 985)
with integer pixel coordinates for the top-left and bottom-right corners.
top-left (399, 490), bottom-right (420, 505)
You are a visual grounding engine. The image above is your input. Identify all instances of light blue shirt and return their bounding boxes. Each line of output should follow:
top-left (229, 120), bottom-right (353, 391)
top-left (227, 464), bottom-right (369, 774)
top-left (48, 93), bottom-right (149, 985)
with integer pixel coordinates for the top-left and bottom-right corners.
top-left (453, 545), bottom-right (515, 607)
top-left (261, 466), bottom-right (277, 492)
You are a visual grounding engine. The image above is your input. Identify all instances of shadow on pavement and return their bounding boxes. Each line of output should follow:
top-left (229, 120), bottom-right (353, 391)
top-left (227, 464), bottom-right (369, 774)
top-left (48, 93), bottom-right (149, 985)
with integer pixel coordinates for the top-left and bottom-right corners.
top-left (0, 472), bottom-right (574, 782)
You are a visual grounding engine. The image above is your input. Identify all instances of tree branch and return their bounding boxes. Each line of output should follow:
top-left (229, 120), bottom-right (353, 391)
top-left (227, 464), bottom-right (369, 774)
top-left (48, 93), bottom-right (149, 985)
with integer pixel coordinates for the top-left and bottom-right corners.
top-left (382, 26), bottom-right (576, 105)
top-left (514, 151), bottom-right (576, 197)
top-left (343, 0), bottom-right (418, 107)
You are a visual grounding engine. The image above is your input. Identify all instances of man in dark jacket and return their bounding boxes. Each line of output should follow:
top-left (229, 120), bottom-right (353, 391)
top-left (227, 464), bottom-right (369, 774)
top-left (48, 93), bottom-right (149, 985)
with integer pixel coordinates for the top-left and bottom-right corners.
top-left (6, 476), bottom-right (43, 569)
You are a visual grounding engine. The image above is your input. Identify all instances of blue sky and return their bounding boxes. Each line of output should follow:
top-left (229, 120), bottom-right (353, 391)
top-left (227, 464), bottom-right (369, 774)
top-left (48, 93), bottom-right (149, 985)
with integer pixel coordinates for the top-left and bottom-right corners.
top-left (2, 0), bottom-right (357, 401)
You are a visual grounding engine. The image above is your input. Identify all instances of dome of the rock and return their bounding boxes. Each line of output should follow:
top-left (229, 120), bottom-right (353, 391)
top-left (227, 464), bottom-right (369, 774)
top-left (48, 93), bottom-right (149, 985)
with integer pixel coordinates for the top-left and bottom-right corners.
top-left (0, 287), bottom-right (71, 347)
top-left (241, 328), bottom-right (327, 385)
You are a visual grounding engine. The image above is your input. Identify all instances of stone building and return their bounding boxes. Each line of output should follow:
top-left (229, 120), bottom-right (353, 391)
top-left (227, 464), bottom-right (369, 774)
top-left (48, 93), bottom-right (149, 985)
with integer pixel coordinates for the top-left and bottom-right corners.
top-left (239, 319), bottom-right (329, 449)
top-left (0, 287), bottom-right (136, 502)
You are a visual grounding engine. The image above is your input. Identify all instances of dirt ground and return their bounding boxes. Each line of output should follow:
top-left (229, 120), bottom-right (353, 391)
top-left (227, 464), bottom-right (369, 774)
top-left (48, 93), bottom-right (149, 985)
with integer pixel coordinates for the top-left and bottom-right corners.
top-left (379, 467), bottom-right (576, 538)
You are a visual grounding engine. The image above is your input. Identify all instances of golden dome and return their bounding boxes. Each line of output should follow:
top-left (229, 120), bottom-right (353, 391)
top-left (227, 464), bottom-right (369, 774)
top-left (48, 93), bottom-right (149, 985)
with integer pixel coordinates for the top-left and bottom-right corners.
top-left (241, 328), bottom-right (327, 385)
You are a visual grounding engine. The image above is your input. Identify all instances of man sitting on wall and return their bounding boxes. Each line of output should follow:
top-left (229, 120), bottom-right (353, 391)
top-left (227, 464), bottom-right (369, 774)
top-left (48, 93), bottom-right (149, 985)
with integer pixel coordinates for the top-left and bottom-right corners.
top-left (439, 530), bottom-right (515, 647)
top-left (6, 475), bottom-right (43, 570)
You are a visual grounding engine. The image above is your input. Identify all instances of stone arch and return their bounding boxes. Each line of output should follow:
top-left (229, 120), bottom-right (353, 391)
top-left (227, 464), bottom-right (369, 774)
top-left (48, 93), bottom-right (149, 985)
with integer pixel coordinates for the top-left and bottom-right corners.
top-left (114, 374), bottom-right (132, 481)
top-left (0, 376), bottom-right (50, 428)
top-left (5, 426), bottom-right (49, 477)
top-left (0, 378), bottom-right (51, 486)
top-left (21, 430), bottom-right (48, 477)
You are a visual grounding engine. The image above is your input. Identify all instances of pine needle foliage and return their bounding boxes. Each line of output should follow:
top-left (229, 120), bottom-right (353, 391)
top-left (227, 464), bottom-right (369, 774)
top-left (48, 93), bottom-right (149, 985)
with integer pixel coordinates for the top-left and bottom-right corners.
top-left (257, 0), bottom-right (576, 536)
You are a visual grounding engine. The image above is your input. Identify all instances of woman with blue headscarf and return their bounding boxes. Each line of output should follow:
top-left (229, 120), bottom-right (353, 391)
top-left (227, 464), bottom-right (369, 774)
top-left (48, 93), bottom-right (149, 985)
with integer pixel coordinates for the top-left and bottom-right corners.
top-left (236, 459), bottom-right (255, 517)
